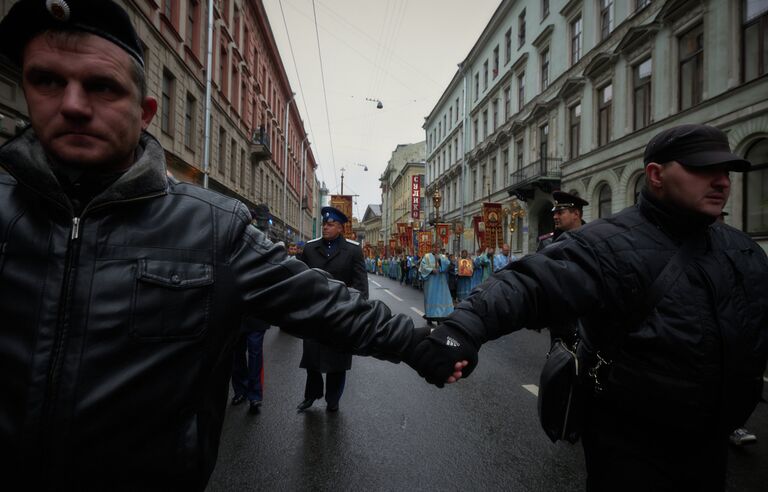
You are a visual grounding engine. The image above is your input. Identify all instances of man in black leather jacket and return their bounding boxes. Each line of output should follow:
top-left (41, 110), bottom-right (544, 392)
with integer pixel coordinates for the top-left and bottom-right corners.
top-left (416, 124), bottom-right (768, 491)
top-left (0, 1), bottom-right (468, 489)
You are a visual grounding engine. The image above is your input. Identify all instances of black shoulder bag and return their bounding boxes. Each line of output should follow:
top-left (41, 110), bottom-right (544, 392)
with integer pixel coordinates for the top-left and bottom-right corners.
top-left (537, 240), bottom-right (695, 444)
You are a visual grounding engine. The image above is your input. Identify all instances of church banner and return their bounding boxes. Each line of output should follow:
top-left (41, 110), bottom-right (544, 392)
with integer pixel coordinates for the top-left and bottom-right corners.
top-left (436, 223), bottom-right (451, 247)
top-left (482, 202), bottom-right (503, 250)
top-left (330, 194), bottom-right (356, 240)
top-left (417, 231), bottom-right (432, 257)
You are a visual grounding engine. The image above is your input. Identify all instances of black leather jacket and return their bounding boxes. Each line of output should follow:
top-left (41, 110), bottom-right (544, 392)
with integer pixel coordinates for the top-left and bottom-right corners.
top-left (447, 191), bottom-right (768, 431)
top-left (0, 130), bottom-right (417, 489)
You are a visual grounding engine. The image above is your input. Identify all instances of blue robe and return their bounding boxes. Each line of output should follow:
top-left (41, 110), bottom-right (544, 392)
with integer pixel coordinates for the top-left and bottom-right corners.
top-left (493, 253), bottom-right (517, 272)
top-left (419, 253), bottom-right (454, 320)
top-left (471, 255), bottom-right (489, 289)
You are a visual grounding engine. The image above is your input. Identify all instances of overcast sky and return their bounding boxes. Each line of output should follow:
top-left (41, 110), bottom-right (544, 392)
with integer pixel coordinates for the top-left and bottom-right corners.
top-left (262, 0), bottom-right (502, 220)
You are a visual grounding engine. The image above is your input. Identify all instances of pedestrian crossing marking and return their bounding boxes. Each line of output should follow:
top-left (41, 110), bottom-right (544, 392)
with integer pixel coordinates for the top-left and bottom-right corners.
top-left (410, 307), bottom-right (425, 316)
top-left (522, 384), bottom-right (539, 397)
top-left (370, 279), bottom-right (381, 287)
top-left (384, 289), bottom-right (404, 302)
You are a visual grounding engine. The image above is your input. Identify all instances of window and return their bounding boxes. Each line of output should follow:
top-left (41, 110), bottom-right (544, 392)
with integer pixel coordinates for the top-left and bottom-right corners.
top-left (743, 0), bottom-right (768, 82)
top-left (518, 10), bottom-right (526, 48)
top-left (443, 115), bottom-right (447, 135)
top-left (449, 107), bottom-right (453, 125)
top-left (438, 122), bottom-right (442, 141)
top-left (251, 163), bottom-right (257, 194)
top-left (234, 7), bottom-right (241, 46)
top-left (219, 45), bottom-right (228, 98)
top-left (240, 149), bottom-right (246, 186)
top-left (493, 46), bottom-right (500, 78)
top-left (569, 102), bottom-right (581, 158)
top-left (474, 73), bottom-right (480, 101)
top-left (491, 157), bottom-right (497, 193)
top-left (598, 83), bottom-right (613, 146)
top-left (517, 72), bottom-right (525, 110)
top-left (481, 164), bottom-right (487, 198)
top-left (679, 24), bottom-right (703, 110)
top-left (482, 110), bottom-right (488, 139)
top-left (505, 28), bottom-right (512, 63)
top-left (633, 58), bottom-right (652, 130)
top-left (744, 138), bottom-right (768, 235)
top-left (539, 124), bottom-right (549, 160)
top-left (540, 48), bottom-right (550, 89)
top-left (483, 60), bottom-right (489, 90)
top-left (502, 148), bottom-right (509, 186)
top-left (474, 117), bottom-right (479, 145)
top-left (516, 137), bottom-right (524, 171)
top-left (542, 0), bottom-right (550, 19)
top-left (455, 97), bottom-right (460, 121)
top-left (636, 0), bottom-right (651, 11)
top-left (161, 70), bottom-right (175, 135)
top-left (504, 85), bottom-right (511, 121)
top-left (632, 173), bottom-right (644, 204)
top-left (230, 139), bottom-right (238, 181)
top-left (492, 99), bottom-right (498, 132)
top-left (218, 126), bottom-right (226, 176)
top-left (184, 92), bottom-right (196, 149)
top-left (571, 15), bottom-right (583, 65)
top-left (186, 0), bottom-right (200, 56)
top-left (472, 169), bottom-right (478, 199)
top-left (600, 0), bottom-right (614, 40)
top-left (598, 184), bottom-right (612, 218)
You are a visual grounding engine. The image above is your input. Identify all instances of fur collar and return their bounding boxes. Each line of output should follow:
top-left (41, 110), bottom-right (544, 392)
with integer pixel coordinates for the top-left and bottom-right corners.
top-left (0, 128), bottom-right (168, 214)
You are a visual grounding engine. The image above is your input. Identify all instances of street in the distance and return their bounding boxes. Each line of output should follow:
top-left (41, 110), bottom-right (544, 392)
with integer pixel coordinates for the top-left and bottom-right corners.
top-left (208, 273), bottom-right (768, 491)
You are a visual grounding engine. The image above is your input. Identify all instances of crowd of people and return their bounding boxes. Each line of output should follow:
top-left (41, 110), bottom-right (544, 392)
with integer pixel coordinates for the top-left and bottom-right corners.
top-left (0, 2), bottom-right (766, 491)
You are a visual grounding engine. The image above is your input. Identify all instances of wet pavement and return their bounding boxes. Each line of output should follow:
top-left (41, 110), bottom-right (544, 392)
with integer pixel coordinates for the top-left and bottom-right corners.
top-left (208, 273), bottom-right (768, 491)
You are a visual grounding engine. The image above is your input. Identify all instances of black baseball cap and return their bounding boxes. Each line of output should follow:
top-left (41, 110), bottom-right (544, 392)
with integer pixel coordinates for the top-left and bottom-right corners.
top-left (643, 124), bottom-right (750, 172)
top-left (552, 191), bottom-right (589, 212)
top-left (0, 0), bottom-right (144, 68)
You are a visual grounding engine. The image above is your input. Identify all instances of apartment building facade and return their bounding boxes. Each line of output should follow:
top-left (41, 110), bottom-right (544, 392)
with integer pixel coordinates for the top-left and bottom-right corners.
top-left (0, 0), bottom-right (318, 244)
top-left (379, 141), bottom-right (426, 252)
top-left (424, 0), bottom-right (768, 255)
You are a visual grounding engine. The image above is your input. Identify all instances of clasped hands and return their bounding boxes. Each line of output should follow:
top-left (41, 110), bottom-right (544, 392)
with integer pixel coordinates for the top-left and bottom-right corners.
top-left (405, 325), bottom-right (479, 388)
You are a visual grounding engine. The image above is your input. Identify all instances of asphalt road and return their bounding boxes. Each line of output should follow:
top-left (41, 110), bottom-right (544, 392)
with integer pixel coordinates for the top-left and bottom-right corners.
top-left (208, 273), bottom-right (768, 491)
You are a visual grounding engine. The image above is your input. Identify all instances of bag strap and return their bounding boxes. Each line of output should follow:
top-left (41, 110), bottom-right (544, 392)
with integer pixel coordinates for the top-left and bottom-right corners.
top-left (582, 238), bottom-right (697, 392)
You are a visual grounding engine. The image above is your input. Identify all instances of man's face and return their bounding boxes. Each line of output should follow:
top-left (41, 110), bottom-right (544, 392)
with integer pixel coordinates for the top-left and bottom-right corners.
top-left (322, 220), bottom-right (343, 241)
top-left (649, 161), bottom-right (731, 218)
top-left (502, 244), bottom-right (510, 256)
top-left (553, 208), bottom-right (581, 232)
top-left (21, 32), bottom-right (157, 172)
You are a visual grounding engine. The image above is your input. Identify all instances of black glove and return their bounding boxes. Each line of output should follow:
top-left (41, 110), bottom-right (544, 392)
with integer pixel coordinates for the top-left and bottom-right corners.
top-left (405, 325), bottom-right (479, 388)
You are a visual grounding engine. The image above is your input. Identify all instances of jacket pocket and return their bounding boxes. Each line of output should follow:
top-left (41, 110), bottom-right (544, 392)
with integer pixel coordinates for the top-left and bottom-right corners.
top-left (130, 259), bottom-right (213, 341)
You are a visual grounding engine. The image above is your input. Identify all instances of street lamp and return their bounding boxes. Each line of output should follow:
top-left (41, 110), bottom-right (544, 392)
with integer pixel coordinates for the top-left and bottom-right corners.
top-left (365, 97), bottom-right (383, 109)
top-left (503, 199), bottom-right (526, 232)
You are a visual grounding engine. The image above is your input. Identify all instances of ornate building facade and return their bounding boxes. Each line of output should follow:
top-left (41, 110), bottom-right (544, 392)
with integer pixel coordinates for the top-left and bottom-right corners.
top-left (424, 0), bottom-right (768, 254)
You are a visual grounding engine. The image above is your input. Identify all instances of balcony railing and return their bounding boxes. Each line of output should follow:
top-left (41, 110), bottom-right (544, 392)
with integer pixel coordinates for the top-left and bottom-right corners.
top-left (250, 126), bottom-right (272, 162)
top-left (508, 157), bottom-right (562, 189)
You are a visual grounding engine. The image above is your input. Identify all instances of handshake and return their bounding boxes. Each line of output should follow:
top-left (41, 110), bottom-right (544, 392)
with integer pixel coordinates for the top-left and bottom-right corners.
top-left (404, 325), bottom-right (479, 387)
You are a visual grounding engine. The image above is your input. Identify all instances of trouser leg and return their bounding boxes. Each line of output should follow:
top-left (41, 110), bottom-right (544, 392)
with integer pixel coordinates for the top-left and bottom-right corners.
top-left (246, 331), bottom-right (265, 402)
top-left (324, 371), bottom-right (346, 405)
top-left (304, 370), bottom-right (324, 400)
top-left (230, 332), bottom-right (248, 397)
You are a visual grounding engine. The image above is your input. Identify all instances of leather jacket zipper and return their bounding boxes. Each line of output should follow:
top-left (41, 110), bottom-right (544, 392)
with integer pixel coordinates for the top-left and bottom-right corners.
top-left (41, 216), bottom-right (82, 462)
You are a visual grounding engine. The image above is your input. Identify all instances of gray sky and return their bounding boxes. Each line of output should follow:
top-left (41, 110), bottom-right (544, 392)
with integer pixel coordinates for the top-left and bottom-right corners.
top-left (263, 0), bottom-right (503, 220)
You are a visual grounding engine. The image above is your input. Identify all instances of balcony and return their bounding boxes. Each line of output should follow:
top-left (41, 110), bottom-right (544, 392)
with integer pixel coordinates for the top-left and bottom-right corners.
top-left (506, 157), bottom-right (562, 201)
top-left (249, 126), bottom-right (272, 163)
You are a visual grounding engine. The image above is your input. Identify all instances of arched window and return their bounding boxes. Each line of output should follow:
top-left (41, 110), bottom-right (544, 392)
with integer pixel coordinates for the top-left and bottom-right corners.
top-left (598, 184), bottom-right (612, 218)
top-left (632, 173), bottom-right (644, 205)
top-left (744, 138), bottom-right (768, 235)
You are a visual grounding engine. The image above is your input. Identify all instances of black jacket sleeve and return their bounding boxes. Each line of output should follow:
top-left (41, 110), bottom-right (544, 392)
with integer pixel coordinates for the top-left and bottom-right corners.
top-left (228, 208), bottom-right (415, 362)
top-left (442, 232), bottom-right (614, 348)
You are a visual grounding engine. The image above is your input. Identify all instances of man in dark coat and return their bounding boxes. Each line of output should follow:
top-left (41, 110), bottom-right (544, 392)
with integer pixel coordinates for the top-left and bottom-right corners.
top-left (410, 124), bottom-right (768, 491)
top-left (296, 206), bottom-right (368, 412)
top-left (536, 190), bottom-right (588, 251)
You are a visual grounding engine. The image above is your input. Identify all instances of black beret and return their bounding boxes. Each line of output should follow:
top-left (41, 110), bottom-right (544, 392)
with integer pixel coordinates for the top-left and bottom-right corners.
top-left (0, 0), bottom-right (144, 68)
top-left (552, 191), bottom-right (588, 212)
top-left (643, 124), bottom-right (750, 172)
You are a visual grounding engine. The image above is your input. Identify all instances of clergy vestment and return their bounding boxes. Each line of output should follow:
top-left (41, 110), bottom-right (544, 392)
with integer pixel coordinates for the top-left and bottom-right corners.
top-left (419, 253), bottom-right (454, 322)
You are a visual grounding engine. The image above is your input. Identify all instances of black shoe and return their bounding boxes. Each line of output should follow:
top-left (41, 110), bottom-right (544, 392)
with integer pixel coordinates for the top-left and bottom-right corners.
top-left (231, 394), bottom-right (246, 406)
top-left (326, 402), bottom-right (339, 412)
top-left (248, 401), bottom-right (262, 414)
top-left (296, 399), bottom-right (315, 412)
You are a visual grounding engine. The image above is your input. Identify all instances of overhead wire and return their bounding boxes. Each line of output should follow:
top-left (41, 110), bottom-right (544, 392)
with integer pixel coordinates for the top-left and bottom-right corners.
top-left (311, 0), bottom-right (338, 192)
top-left (277, 0), bottom-right (326, 185)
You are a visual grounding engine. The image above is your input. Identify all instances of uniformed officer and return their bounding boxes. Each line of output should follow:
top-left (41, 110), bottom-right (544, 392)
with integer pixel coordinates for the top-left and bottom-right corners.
top-left (295, 206), bottom-right (368, 412)
top-left (536, 191), bottom-right (589, 251)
